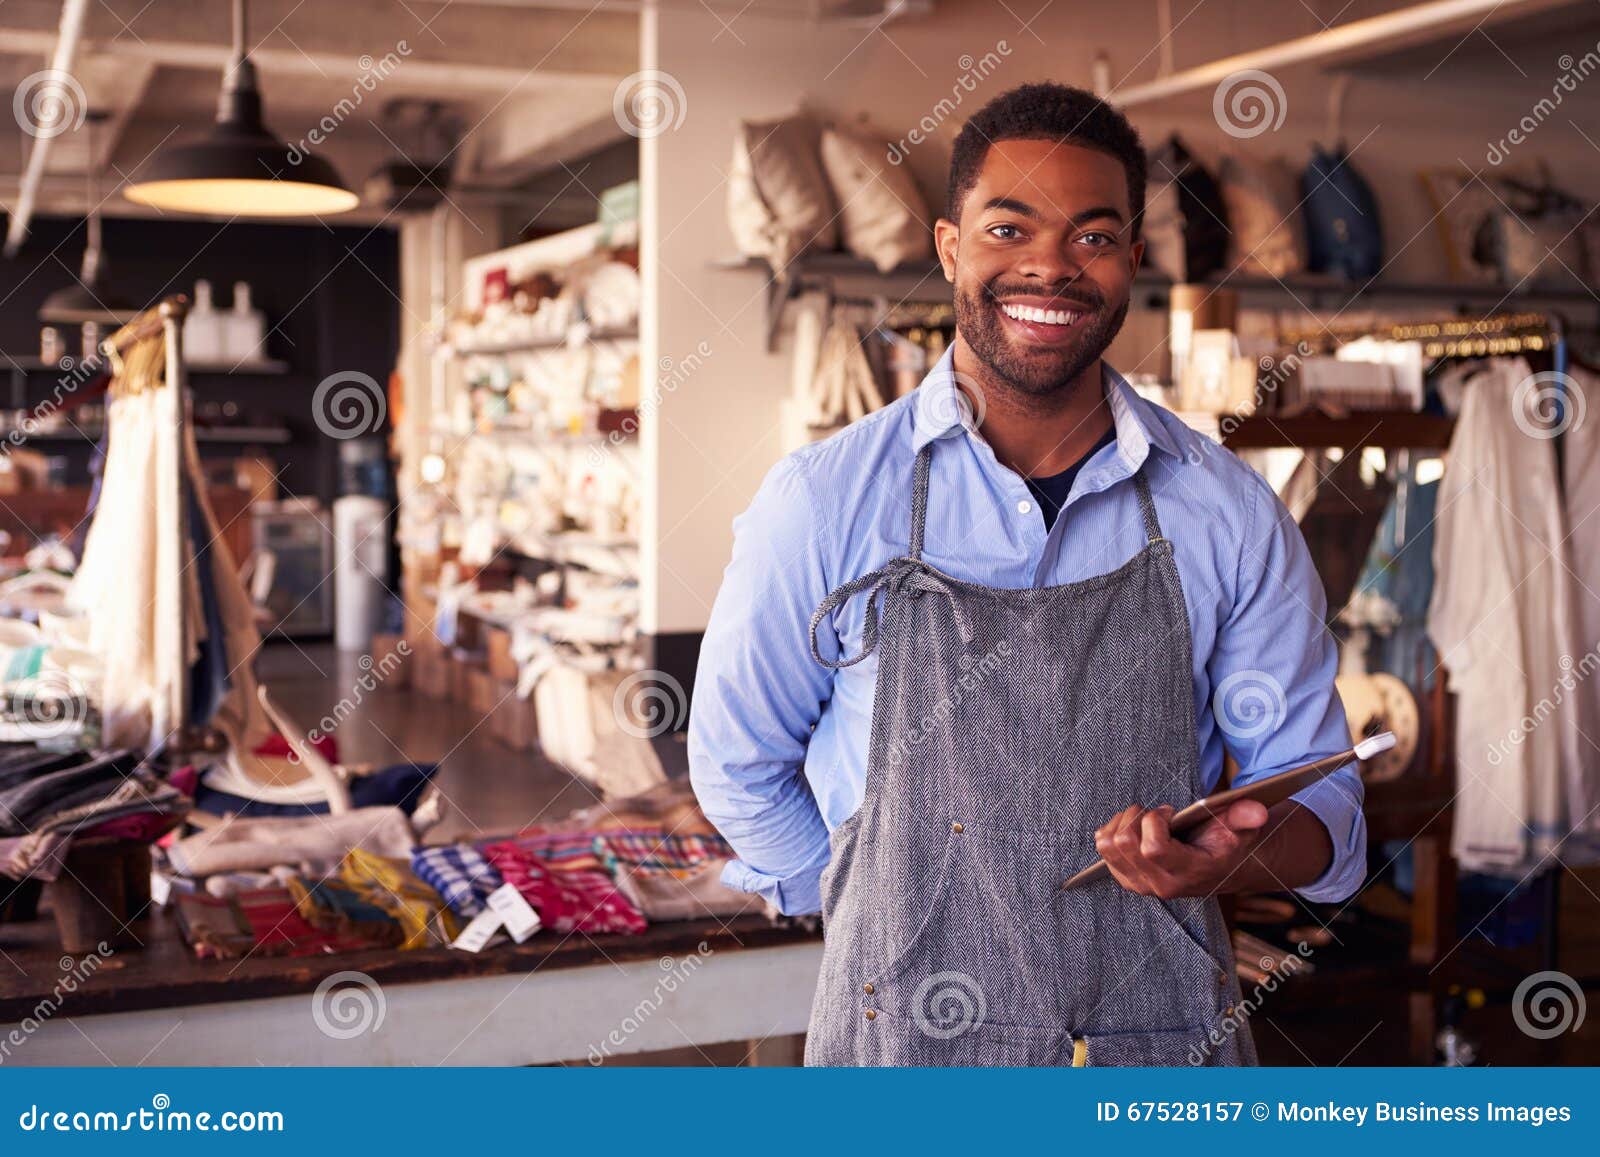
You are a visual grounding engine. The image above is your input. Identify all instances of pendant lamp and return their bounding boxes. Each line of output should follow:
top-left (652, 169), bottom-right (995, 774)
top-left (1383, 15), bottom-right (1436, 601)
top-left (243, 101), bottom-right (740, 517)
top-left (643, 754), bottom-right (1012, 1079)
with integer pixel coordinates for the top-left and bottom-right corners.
top-left (40, 112), bottom-right (140, 325)
top-left (122, 0), bottom-right (358, 218)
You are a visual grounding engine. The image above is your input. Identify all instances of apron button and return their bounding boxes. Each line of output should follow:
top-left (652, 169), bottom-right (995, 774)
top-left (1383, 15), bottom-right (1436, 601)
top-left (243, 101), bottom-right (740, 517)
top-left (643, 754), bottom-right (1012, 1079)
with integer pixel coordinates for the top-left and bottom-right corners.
top-left (864, 1009), bottom-right (877, 1021)
top-left (951, 822), bottom-right (964, 833)
top-left (863, 983), bottom-right (875, 994)
top-left (1216, 970), bottom-right (1229, 985)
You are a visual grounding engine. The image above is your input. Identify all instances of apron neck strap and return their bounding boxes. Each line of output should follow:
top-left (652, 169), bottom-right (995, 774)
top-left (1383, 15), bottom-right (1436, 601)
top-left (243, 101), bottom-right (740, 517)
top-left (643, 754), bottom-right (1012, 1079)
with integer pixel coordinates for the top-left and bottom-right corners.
top-left (909, 443), bottom-right (932, 560)
top-left (1133, 468), bottom-right (1165, 543)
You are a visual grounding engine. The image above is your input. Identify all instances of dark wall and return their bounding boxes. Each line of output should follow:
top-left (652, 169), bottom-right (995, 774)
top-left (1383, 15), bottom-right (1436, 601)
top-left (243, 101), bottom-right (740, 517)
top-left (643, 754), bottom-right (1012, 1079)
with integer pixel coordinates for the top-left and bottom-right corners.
top-left (0, 214), bottom-right (400, 504)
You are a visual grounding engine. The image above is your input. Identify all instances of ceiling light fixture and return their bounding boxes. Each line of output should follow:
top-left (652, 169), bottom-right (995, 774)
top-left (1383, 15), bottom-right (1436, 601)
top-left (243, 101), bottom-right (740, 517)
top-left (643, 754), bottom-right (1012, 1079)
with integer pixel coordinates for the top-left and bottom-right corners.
top-left (122, 0), bottom-right (358, 218)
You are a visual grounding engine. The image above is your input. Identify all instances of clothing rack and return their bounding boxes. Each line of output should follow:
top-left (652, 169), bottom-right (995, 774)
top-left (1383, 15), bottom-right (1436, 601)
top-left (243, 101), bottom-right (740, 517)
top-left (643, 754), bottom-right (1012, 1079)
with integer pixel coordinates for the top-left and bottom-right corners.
top-left (99, 294), bottom-right (197, 759)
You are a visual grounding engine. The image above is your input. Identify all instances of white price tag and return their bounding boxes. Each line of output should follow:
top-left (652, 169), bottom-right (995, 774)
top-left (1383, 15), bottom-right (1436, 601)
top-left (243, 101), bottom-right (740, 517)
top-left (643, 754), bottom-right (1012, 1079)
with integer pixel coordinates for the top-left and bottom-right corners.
top-left (451, 908), bottom-right (506, 953)
top-left (149, 871), bottom-right (172, 908)
top-left (487, 883), bottom-right (542, 942)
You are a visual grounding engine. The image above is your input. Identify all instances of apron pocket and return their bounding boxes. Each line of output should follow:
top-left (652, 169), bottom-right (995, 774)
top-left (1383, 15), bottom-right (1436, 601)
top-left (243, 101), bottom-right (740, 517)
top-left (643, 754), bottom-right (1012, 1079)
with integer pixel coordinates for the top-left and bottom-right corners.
top-left (871, 1009), bottom-right (1072, 1066)
top-left (1080, 1023), bottom-right (1221, 1066)
top-left (864, 826), bottom-right (959, 987)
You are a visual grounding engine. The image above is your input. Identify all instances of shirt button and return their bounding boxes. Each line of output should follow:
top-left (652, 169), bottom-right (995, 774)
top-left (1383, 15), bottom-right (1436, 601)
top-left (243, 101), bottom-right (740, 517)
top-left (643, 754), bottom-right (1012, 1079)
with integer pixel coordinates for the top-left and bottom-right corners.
top-left (951, 822), bottom-right (964, 833)
top-left (1017, 500), bottom-right (1032, 515)
top-left (864, 1009), bottom-right (877, 1021)
top-left (863, 983), bottom-right (875, 995)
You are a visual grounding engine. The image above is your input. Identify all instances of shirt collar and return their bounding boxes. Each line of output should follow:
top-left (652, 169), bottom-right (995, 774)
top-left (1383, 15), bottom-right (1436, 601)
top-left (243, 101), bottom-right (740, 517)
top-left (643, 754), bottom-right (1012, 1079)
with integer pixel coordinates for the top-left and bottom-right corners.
top-left (910, 346), bottom-right (1182, 464)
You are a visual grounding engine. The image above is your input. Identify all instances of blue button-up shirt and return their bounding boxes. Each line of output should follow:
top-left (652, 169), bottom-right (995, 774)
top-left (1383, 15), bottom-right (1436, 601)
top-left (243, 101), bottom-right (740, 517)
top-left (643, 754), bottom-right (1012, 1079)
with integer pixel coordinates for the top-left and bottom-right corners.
top-left (689, 351), bottom-right (1366, 914)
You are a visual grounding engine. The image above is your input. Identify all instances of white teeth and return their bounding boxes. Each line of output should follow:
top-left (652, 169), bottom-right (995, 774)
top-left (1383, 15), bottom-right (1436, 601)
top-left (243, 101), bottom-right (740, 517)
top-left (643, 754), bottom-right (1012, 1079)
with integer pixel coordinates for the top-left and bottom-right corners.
top-left (1001, 303), bottom-right (1078, 327)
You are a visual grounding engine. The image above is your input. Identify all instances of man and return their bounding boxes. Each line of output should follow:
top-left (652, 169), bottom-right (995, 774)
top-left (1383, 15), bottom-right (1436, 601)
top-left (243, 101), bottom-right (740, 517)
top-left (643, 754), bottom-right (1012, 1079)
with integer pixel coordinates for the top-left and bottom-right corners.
top-left (689, 83), bottom-right (1365, 1067)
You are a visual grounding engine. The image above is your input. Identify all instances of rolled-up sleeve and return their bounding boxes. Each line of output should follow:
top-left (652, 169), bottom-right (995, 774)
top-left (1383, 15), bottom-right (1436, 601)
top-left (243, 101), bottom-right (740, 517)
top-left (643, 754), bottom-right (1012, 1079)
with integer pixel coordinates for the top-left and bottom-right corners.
top-left (1209, 471), bottom-right (1367, 903)
top-left (688, 455), bottom-right (835, 915)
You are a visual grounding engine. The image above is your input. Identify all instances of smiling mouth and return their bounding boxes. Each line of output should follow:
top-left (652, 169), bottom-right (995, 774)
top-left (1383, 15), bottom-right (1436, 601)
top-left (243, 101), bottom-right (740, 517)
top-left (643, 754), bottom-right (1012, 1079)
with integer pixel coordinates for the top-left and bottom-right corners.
top-left (998, 301), bottom-right (1088, 327)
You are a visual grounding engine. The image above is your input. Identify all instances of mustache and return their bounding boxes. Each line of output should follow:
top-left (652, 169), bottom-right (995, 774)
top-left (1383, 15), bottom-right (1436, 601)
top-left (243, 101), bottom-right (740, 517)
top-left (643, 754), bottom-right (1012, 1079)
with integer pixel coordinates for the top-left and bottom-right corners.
top-left (982, 282), bottom-right (1103, 311)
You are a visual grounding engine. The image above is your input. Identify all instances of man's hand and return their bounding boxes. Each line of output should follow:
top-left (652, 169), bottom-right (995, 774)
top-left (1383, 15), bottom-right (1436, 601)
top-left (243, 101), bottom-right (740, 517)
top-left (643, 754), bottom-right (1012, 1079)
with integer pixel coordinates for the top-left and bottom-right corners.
top-left (1094, 801), bottom-right (1269, 899)
top-left (1093, 800), bottom-right (1334, 899)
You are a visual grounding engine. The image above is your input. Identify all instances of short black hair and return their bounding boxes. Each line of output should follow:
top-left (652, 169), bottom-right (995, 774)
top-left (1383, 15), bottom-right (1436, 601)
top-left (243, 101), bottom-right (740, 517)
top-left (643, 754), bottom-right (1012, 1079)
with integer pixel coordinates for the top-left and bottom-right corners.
top-left (946, 82), bottom-right (1146, 238)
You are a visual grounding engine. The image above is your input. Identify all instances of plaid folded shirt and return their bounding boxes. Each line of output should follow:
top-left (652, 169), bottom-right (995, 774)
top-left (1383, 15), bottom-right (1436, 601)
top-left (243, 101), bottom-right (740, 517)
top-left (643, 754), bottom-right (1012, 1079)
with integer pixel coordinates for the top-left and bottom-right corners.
top-left (594, 830), bottom-right (732, 874)
top-left (410, 844), bottom-right (504, 919)
top-left (505, 828), bottom-right (609, 873)
top-left (483, 840), bottom-right (646, 936)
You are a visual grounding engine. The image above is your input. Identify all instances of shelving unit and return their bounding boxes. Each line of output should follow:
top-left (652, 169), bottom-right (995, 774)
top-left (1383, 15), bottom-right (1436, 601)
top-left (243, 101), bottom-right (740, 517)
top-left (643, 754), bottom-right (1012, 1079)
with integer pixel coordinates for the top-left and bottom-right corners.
top-left (0, 423), bottom-right (291, 445)
top-left (1221, 412), bottom-right (1455, 451)
top-left (3, 354), bottom-right (290, 376)
top-left (449, 327), bottom-right (638, 357)
top-left (717, 253), bottom-right (1600, 351)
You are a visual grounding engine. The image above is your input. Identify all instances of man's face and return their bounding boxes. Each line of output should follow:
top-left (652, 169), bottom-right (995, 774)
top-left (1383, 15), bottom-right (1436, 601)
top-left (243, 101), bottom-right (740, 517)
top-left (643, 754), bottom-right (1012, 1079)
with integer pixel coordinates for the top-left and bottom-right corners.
top-left (935, 138), bottom-right (1143, 396)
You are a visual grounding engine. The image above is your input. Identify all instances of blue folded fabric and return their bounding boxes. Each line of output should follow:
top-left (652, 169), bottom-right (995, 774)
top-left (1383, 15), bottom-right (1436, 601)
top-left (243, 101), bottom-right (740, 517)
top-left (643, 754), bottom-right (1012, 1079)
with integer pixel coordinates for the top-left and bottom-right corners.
top-left (410, 844), bottom-right (503, 918)
top-left (192, 762), bottom-right (436, 818)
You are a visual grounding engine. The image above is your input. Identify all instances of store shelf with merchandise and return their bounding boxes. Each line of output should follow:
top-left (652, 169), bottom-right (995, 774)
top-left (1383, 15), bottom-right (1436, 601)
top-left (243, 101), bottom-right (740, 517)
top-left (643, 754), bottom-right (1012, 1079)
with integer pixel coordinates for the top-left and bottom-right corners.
top-left (716, 253), bottom-right (1600, 351)
top-left (398, 216), bottom-right (652, 796)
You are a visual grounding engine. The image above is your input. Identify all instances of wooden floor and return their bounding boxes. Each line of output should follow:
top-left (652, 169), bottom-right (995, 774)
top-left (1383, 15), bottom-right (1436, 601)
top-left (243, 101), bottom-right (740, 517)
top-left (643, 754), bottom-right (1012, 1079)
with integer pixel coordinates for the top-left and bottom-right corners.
top-left (257, 640), bottom-right (689, 843)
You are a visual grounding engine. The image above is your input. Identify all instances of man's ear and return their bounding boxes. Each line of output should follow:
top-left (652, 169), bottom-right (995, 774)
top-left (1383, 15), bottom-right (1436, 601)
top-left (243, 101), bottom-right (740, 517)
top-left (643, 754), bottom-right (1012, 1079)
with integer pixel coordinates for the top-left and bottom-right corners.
top-left (934, 217), bottom-right (959, 283)
top-left (1127, 237), bottom-right (1145, 279)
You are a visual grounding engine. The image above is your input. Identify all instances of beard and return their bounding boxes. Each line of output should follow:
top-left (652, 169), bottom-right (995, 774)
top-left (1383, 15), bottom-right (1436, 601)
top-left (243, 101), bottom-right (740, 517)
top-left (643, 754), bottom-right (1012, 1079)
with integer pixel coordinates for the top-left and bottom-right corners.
top-left (954, 276), bottom-right (1129, 398)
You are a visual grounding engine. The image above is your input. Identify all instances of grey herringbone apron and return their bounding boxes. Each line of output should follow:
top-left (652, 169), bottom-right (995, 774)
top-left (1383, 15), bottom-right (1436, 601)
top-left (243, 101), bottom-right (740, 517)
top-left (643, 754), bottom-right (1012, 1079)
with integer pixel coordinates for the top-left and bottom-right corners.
top-left (803, 443), bottom-right (1256, 1066)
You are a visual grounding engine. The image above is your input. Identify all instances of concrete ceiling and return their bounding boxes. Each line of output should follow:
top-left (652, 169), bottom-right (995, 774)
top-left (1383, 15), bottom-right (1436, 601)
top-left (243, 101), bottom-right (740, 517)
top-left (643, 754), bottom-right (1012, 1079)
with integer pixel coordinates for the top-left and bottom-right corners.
top-left (0, 0), bottom-right (644, 223)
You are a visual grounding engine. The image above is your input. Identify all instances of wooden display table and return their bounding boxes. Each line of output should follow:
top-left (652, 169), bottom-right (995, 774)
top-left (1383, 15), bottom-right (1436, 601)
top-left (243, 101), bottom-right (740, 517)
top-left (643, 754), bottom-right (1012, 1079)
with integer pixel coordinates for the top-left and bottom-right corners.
top-left (0, 907), bottom-right (822, 1066)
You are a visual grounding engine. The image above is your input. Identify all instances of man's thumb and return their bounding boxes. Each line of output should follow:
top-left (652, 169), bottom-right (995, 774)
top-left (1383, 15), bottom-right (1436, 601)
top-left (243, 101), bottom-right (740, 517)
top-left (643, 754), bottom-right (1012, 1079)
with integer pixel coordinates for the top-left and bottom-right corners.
top-left (1223, 799), bottom-right (1269, 832)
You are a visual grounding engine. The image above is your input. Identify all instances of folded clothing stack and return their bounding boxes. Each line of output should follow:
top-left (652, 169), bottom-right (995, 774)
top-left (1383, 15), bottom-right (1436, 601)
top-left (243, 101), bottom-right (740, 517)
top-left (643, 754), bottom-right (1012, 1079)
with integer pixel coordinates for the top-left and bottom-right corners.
top-left (167, 779), bottom-right (761, 960)
top-left (0, 744), bottom-right (189, 882)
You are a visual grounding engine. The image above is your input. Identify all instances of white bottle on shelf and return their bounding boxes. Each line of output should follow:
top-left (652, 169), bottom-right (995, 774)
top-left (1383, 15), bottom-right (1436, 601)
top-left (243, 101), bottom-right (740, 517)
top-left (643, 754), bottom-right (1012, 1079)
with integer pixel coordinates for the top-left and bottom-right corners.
top-left (224, 281), bottom-right (267, 364)
top-left (184, 280), bottom-right (223, 365)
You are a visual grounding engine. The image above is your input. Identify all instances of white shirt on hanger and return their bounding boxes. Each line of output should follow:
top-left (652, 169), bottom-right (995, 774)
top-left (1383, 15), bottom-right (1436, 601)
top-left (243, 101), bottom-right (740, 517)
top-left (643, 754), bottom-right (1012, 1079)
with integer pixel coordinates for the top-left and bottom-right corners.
top-left (1429, 357), bottom-right (1585, 874)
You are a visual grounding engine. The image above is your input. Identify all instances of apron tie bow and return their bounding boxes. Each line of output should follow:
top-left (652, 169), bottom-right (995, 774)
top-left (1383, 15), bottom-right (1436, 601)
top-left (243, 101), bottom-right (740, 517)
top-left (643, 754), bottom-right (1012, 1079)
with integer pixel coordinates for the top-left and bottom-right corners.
top-left (809, 556), bottom-right (975, 669)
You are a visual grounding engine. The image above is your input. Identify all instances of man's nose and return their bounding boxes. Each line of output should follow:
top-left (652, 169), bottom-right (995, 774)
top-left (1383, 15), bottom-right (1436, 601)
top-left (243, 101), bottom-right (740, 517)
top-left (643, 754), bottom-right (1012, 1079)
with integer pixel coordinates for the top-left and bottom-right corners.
top-left (1013, 240), bottom-right (1088, 284)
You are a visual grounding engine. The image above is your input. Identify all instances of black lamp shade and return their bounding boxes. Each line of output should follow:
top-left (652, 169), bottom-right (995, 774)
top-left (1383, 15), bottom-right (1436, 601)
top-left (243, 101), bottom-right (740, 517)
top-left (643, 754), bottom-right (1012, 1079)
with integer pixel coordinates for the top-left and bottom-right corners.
top-left (123, 57), bottom-right (358, 218)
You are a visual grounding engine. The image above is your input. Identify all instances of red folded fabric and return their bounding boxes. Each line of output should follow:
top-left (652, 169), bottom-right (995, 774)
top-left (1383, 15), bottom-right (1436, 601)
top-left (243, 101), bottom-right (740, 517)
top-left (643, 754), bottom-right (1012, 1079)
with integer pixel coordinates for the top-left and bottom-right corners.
top-left (482, 840), bottom-right (646, 935)
top-left (77, 810), bottom-right (185, 844)
top-left (254, 732), bottom-right (339, 763)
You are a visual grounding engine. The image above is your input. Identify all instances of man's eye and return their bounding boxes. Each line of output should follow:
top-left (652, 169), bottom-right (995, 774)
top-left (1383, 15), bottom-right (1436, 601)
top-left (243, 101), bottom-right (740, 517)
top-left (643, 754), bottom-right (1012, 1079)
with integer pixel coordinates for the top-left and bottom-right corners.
top-left (988, 224), bottom-right (1021, 240)
top-left (1079, 231), bottom-right (1116, 247)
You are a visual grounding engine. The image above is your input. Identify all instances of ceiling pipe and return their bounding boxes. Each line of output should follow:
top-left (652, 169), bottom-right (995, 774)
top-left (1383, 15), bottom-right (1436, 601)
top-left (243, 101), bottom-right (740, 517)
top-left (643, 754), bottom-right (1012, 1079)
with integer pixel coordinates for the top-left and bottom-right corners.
top-left (1110, 0), bottom-right (1575, 108)
top-left (4, 0), bottom-right (92, 257)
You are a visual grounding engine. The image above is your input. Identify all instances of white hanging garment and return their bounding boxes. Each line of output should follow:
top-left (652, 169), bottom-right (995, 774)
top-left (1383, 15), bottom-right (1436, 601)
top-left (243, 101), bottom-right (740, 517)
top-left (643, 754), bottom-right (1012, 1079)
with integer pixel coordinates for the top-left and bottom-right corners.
top-left (71, 375), bottom-right (266, 754)
top-left (1558, 364), bottom-right (1600, 860)
top-left (1429, 357), bottom-right (1584, 874)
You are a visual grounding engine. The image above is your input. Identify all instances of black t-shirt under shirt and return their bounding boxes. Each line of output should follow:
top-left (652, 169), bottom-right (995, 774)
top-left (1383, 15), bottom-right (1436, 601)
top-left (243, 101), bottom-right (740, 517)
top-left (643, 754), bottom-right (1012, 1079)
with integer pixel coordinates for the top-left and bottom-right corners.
top-left (1023, 424), bottom-right (1117, 532)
